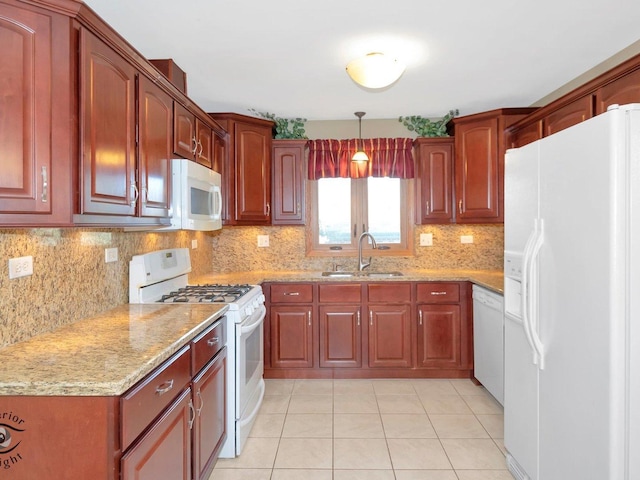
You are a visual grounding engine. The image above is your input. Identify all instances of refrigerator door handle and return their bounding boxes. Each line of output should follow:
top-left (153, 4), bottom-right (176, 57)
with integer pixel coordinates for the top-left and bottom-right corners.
top-left (528, 218), bottom-right (546, 369)
top-left (521, 222), bottom-right (540, 365)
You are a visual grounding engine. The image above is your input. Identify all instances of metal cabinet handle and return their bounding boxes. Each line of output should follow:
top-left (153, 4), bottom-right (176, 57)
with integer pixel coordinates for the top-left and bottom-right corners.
top-left (419, 310), bottom-right (423, 325)
top-left (41, 166), bottom-right (48, 203)
top-left (130, 183), bottom-right (139, 206)
top-left (198, 140), bottom-right (203, 156)
top-left (458, 199), bottom-right (463, 215)
top-left (284, 292), bottom-right (300, 296)
top-left (296, 202), bottom-right (301, 214)
top-left (369, 310), bottom-right (373, 326)
top-left (196, 390), bottom-right (204, 416)
top-left (266, 202), bottom-right (271, 216)
top-left (206, 337), bottom-right (220, 346)
top-left (155, 379), bottom-right (174, 396)
top-left (356, 310), bottom-right (361, 326)
top-left (188, 398), bottom-right (195, 429)
top-left (308, 310), bottom-right (312, 326)
top-left (191, 137), bottom-right (198, 155)
top-left (425, 201), bottom-right (429, 215)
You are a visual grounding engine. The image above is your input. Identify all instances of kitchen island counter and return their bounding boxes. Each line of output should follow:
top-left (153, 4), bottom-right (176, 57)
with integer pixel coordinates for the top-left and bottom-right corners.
top-left (0, 303), bottom-right (228, 396)
top-left (191, 269), bottom-right (504, 294)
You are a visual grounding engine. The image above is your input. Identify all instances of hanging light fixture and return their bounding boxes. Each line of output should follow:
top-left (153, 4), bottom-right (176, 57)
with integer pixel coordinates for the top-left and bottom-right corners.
top-left (346, 52), bottom-right (405, 89)
top-left (352, 111), bottom-right (369, 162)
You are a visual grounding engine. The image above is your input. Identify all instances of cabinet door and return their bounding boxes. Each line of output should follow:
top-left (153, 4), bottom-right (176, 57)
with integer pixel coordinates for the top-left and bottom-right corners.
top-left (368, 305), bottom-right (412, 368)
top-left (415, 138), bottom-right (454, 224)
top-left (270, 305), bottom-right (314, 368)
top-left (196, 120), bottom-right (213, 169)
top-left (596, 67), bottom-right (640, 114)
top-left (0, 5), bottom-right (55, 217)
top-left (235, 122), bottom-right (272, 224)
top-left (454, 118), bottom-right (500, 222)
top-left (319, 305), bottom-right (361, 368)
top-left (417, 304), bottom-right (461, 368)
top-left (212, 131), bottom-right (226, 174)
top-left (543, 95), bottom-right (593, 136)
top-left (121, 388), bottom-right (192, 480)
top-left (193, 351), bottom-right (226, 480)
top-left (138, 75), bottom-right (172, 218)
top-left (174, 103), bottom-right (196, 160)
top-left (272, 140), bottom-right (306, 225)
top-left (79, 28), bottom-right (137, 216)
top-left (509, 120), bottom-right (542, 148)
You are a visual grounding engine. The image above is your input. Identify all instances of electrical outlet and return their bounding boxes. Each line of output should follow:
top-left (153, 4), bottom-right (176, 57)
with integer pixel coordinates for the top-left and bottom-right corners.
top-left (105, 247), bottom-right (118, 263)
top-left (460, 235), bottom-right (474, 244)
top-left (9, 256), bottom-right (33, 279)
top-left (192, 239), bottom-right (198, 249)
top-left (257, 235), bottom-right (270, 247)
top-left (419, 233), bottom-right (433, 246)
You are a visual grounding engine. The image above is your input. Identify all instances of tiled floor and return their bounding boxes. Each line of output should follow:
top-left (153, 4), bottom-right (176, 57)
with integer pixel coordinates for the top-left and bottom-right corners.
top-left (210, 378), bottom-right (513, 480)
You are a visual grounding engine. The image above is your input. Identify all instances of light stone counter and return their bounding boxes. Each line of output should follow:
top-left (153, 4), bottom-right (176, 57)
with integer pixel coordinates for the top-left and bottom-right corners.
top-left (0, 304), bottom-right (228, 396)
top-left (191, 269), bottom-right (504, 294)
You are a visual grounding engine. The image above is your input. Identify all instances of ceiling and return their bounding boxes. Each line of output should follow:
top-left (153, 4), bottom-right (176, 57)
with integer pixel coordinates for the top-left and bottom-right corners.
top-left (83, 0), bottom-right (640, 121)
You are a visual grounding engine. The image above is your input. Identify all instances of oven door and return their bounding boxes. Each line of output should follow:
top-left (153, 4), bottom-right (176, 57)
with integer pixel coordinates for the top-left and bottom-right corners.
top-left (235, 303), bottom-right (266, 454)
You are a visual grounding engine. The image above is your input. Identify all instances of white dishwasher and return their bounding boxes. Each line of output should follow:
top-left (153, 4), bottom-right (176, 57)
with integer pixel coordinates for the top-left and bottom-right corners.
top-left (472, 285), bottom-right (504, 405)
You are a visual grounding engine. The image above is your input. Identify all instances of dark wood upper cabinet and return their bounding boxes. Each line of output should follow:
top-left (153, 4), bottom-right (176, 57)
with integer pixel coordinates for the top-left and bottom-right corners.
top-left (414, 138), bottom-right (454, 224)
top-left (212, 130), bottom-right (226, 175)
top-left (272, 139), bottom-right (306, 225)
top-left (509, 120), bottom-right (542, 149)
top-left (0, 2), bottom-right (72, 225)
top-left (543, 95), bottom-right (593, 137)
top-left (174, 102), bottom-right (197, 161)
top-left (596, 67), bottom-right (640, 114)
top-left (196, 121), bottom-right (213, 169)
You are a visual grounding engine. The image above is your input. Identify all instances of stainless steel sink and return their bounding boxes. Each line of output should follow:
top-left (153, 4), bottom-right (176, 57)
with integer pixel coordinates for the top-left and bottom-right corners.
top-left (321, 271), bottom-right (403, 278)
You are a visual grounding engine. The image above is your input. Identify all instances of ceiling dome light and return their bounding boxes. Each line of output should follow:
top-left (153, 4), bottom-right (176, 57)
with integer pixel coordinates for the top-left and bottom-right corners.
top-left (346, 52), bottom-right (405, 89)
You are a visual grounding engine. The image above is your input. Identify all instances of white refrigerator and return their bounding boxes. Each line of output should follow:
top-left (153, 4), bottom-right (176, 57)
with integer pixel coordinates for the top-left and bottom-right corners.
top-left (503, 103), bottom-right (640, 480)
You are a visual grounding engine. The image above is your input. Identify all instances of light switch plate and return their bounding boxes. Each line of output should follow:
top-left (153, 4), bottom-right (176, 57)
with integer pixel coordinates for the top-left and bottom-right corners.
top-left (257, 235), bottom-right (270, 247)
top-left (419, 233), bottom-right (433, 246)
top-left (9, 256), bottom-right (33, 279)
top-left (192, 239), bottom-right (198, 249)
top-left (460, 235), bottom-right (474, 244)
top-left (105, 247), bottom-right (118, 263)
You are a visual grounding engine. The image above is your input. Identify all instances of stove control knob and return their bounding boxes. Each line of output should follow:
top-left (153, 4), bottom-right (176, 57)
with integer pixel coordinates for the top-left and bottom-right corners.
top-left (245, 305), bottom-right (254, 316)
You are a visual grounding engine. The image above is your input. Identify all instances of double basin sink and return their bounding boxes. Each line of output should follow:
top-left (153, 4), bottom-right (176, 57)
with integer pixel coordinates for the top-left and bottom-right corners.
top-left (321, 271), bottom-right (404, 278)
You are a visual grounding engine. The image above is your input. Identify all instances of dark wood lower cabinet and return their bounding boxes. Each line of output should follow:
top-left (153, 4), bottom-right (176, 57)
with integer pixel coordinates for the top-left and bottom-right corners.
top-left (270, 305), bottom-right (314, 368)
top-left (417, 304), bottom-right (461, 368)
top-left (121, 388), bottom-right (193, 480)
top-left (368, 304), bottom-right (412, 368)
top-left (319, 305), bottom-right (361, 368)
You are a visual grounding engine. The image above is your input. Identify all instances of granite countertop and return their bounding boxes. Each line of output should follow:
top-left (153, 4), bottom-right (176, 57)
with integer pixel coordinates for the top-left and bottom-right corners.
top-left (191, 269), bottom-right (504, 294)
top-left (0, 304), bottom-right (228, 396)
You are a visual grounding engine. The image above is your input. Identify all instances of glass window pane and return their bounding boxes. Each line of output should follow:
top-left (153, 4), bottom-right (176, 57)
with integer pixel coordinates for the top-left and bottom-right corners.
top-left (367, 177), bottom-right (401, 243)
top-left (318, 178), bottom-right (351, 244)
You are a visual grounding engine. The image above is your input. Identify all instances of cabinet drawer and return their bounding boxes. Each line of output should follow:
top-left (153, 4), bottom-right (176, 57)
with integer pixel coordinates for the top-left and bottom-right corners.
top-left (270, 283), bottom-right (313, 303)
top-left (416, 283), bottom-right (460, 303)
top-left (121, 345), bottom-right (191, 451)
top-left (318, 284), bottom-right (361, 303)
top-left (367, 283), bottom-right (411, 303)
top-left (192, 319), bottom-right (226, 376)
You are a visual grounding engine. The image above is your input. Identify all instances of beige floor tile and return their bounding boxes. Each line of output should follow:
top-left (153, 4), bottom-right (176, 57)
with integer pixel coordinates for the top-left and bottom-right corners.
top-left (271, 469), bottom-right (332, 480)
top-left (387, 438), bottom-right (452, 470)
top-left (334, 438), bottom-right (392, 469)
top-left (334, 413), bottom-right (385, 438)
top-left (440, 439), bottom-right (508, 470)
top-left (455, 470), bottom-right (516, 480)
top-left (334, 470), bottom-right (395, 480)
top-left (333, 379), bottom-right (375, 395)
top-left (419, 394), bottom-right (473, 414)
top-left (334, 393), bottom-right (379, 413)
top-left (259, 394), bottom-right (290, 414)
top-left (462, 394), bottom-right (503, 415)
top-left (394, 470), bottom-right (458, 480)
top-left (450, 379), bottom-right (488, 396)
top-left (292, 379), bottom-right (334, 395)
top-left (288, 394), bottom-right (333, 413)
top-left (372, 379), bottom-right (417, 395)
top-left (411, 379), bottom-right (459, 397)
top-left (493, 439), bottom-right (508, 455)
top-left (476, 414), bottom-right (504, 439)
top-left (377, 394), bottom-right (425, 414)
top-left (265, 379), bottom-right (295, 395)
top-left (250, 413), bottom-right (286, 437)
top-left (430, 414), bottom-right (490, 439)
top-left (274, 438), bottom-right (333, 469)
top-left (214, 437), bottom-right (279, 469)
top-left (381, 413), bottom-right (437, 438)
top-left (208, 468), bottom-right (272, 480)
top-left (282, 413), bottom-right (333, 438)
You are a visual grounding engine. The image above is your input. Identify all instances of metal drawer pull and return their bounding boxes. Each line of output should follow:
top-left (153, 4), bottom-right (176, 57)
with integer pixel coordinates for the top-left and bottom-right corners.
top-left (155, 379), bottom-right (174, 396)
top-left (207, 337), bottom-right (220, 346)
top-left (284, 292), bottom-right (300, 296)
top-left (196, 391), bottom-right (204, 416)
top-left (188, 399), bottom-right (195, 429)
top-left (430, 291), bottom-right (448, 296)
top-left (419, 310), bottom-right (423, 325)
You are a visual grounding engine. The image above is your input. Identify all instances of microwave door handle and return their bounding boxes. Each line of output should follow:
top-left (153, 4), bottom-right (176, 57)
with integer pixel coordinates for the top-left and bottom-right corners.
top-left (213, 185), bottom-right (222, 220)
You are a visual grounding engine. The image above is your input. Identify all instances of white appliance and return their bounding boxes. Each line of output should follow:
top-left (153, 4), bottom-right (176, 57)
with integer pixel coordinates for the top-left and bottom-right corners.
top-left (503, 103), bottom-right (640, 480)
top-left (129, 248), bottom-right (266, 457)
top-left (168, 159), bottom-right (222, 231)
top-left (472, 284), bottom-right (504, 405)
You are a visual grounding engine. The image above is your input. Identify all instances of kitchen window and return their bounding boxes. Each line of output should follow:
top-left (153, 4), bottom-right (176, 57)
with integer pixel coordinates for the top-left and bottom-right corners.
top-left (308, 176), bottom-right (413, 256)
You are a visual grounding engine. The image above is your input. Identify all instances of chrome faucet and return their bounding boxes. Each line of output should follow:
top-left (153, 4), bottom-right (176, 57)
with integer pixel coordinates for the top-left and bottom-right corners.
top-left (358, 232), bottom-right (378, 271)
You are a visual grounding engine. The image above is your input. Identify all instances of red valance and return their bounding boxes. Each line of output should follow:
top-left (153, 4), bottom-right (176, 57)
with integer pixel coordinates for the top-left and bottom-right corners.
top-left (307, 138), bottom-right (415, 180)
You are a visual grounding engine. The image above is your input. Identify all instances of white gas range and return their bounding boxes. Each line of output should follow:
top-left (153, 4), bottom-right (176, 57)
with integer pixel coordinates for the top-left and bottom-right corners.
top-left (129, 248), bottom-right (266, 458)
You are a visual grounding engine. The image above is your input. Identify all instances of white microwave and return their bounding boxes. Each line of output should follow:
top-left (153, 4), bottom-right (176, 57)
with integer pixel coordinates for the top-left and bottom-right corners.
top-left (169, 159), bottom-right (222, 231)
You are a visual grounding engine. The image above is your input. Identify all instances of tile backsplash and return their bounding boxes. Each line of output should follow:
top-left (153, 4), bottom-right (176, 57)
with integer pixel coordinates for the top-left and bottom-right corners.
top-left (0, 224), bottom-right (502, 348)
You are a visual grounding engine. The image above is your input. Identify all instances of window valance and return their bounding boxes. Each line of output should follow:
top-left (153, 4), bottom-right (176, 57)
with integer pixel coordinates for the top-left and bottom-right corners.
top-left (307, 138), bottom-right (415, 180)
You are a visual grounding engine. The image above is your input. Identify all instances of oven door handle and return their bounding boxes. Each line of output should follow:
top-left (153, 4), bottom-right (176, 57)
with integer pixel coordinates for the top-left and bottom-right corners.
top-left (239, 305), bottom-right (266, 335)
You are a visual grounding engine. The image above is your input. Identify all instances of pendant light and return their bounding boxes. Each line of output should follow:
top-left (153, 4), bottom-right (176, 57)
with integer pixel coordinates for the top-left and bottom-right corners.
top-left (352, 111), bottom-right (369, 162)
